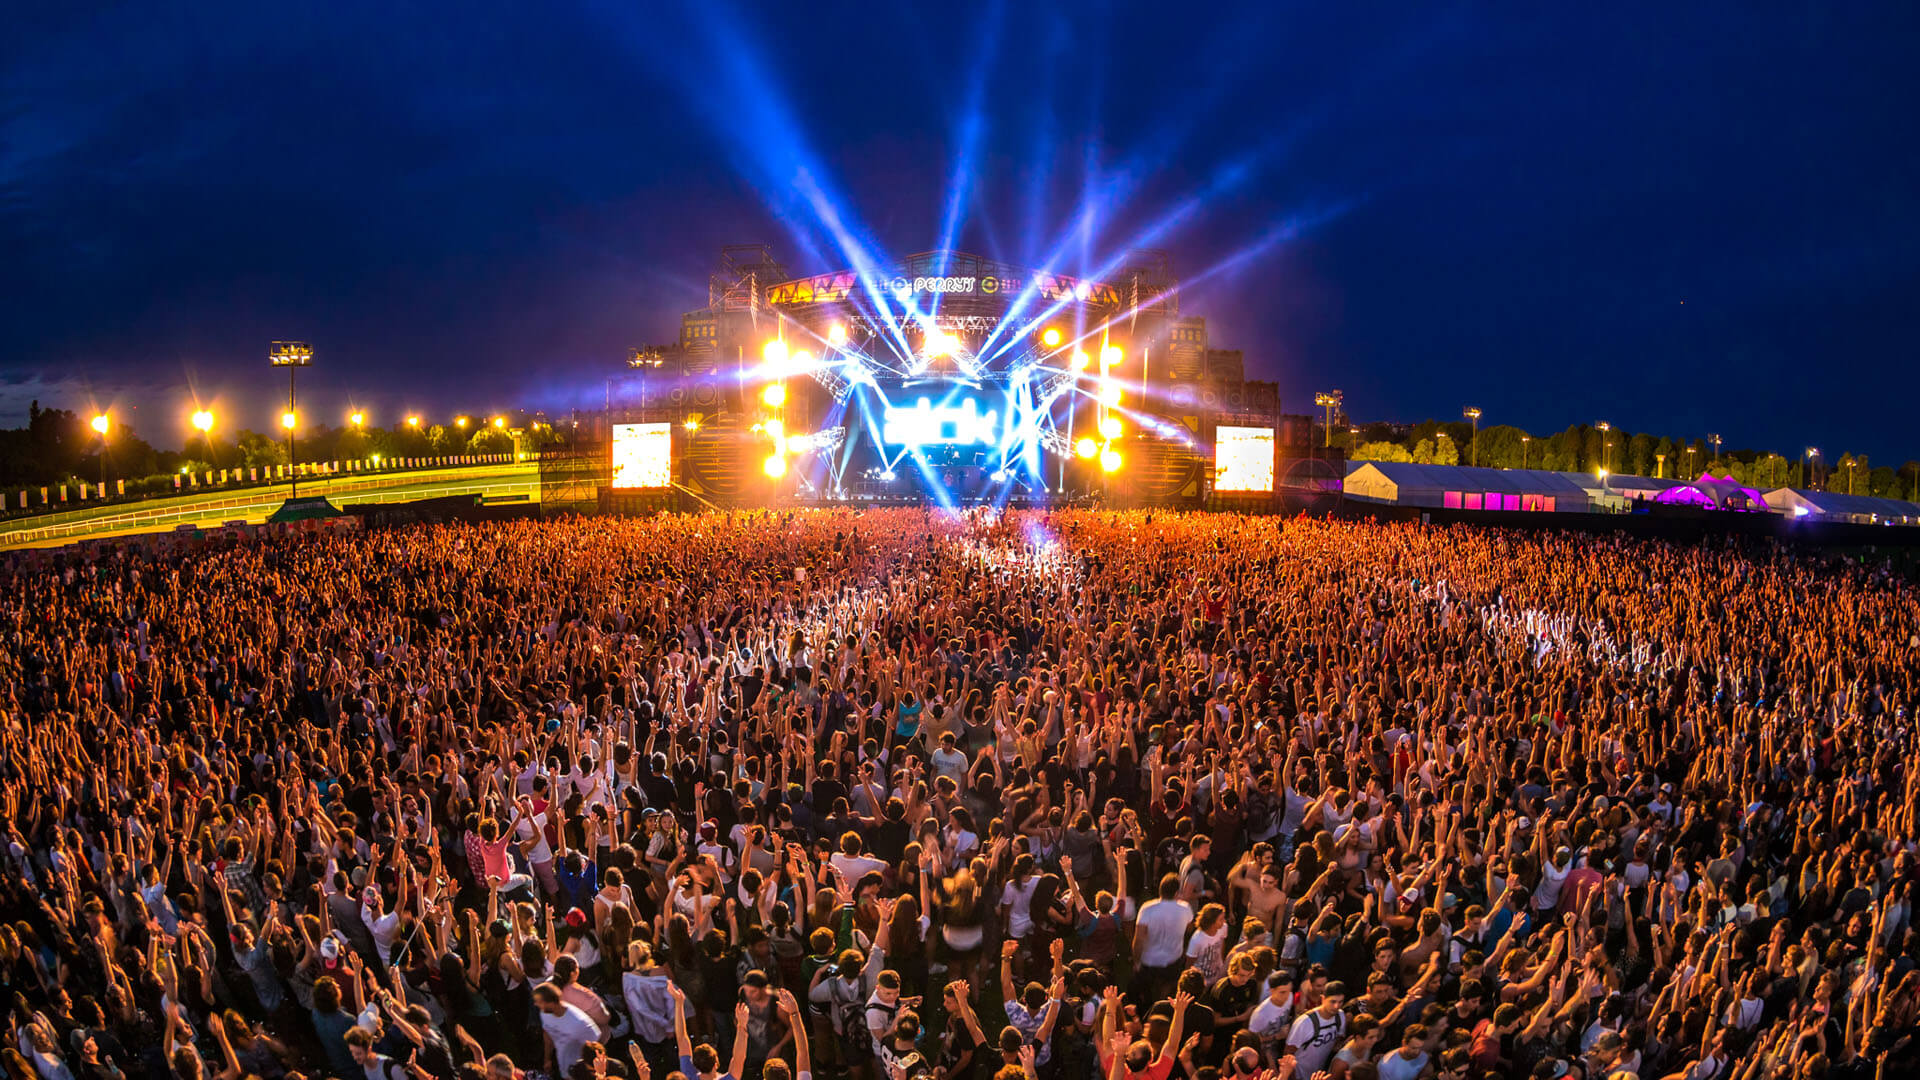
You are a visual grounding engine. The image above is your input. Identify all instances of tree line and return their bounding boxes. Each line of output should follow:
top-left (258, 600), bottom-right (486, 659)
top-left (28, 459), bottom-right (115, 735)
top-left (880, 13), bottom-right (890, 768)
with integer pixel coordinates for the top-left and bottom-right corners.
top-left (1346, 419), bottom-right (1920, 500)
top-left (0, 401), bottom-right (537, 493)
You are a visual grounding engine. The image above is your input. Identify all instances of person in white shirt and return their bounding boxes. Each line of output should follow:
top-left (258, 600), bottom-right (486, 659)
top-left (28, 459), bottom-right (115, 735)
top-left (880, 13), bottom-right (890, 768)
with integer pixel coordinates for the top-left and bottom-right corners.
top-left (534, 982), bottom-right (600, 1078)
top-left (1132, 874), bottom-right (1194, 1001)
top-left (1285, 983), bottom-right (1348, 1079)
top-left (1375, 1024), bottom-right (1431, 1080)
top-left (1248, 978), bottom-right (1296, 1064)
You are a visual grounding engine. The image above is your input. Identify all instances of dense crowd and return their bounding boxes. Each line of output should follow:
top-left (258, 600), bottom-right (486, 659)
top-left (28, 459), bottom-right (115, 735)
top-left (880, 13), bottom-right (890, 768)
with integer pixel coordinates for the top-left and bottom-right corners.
top-left (2, 508), bottom-right (1918, 1080)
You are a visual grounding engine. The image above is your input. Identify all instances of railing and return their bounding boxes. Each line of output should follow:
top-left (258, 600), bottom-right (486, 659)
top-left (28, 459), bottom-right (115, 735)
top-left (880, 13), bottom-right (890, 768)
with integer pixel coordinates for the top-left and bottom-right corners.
top-left (0, 464), bottom-right (531, 540)
top-left (2, 477), bottom-right (540, 548)
top-left (0, 460), bottom-right (531, 531)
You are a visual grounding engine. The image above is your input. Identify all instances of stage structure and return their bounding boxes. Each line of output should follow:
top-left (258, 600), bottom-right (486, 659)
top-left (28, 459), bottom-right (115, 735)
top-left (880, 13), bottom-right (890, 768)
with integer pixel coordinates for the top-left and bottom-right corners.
top-left (541, 246), bottom-right (1321, 510)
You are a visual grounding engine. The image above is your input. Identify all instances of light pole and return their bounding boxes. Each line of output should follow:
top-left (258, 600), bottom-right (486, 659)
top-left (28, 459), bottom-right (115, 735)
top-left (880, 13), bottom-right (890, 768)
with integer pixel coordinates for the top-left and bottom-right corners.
top-left (1463, 407), bottom-right (1482, 467)
top-left (1805, 447), bottom-right (1820, 489)
top-left (1314, 391), bottom-right (1343, 452)
top-left (270, 341), bottom-right (313, 496)
top-left (1708, 433), bottom-right (1722, 470)
top-left (90, 413), bottom-right (110, 491)
top-left (1656, 453), bottom-right (1666, 479)
top-left (1519, 434), bottom-right (1530, 471)
top-left (192, 409), bottom-right (215, 469)
top-left (1596, 421), bottom-right (1613, 473)
top-left (1846, 458), bottom-right (1857, 494)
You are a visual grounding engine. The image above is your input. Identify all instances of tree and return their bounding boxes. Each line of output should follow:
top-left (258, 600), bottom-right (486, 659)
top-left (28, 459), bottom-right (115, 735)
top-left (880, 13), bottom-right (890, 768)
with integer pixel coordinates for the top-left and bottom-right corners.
top-left (236, 429), bottom-right (288, 468)
top-left (467, 428), bottom-right (512, 455)
top-left (1352, 441), bottom-right (1412, 463)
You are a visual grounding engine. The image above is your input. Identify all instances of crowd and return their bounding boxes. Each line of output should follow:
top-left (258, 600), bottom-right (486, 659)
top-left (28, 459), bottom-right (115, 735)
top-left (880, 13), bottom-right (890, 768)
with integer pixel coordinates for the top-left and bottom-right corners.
top-left (1, 507), bottom-right (1917, 1080)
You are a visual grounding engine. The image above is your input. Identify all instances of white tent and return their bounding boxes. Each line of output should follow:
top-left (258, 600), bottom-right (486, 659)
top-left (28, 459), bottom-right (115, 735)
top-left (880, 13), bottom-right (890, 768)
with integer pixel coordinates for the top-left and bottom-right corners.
top-left (1344, 462), bottom-right (1603, 511)
top-left (1764, 488), bottom-right (1920, 525)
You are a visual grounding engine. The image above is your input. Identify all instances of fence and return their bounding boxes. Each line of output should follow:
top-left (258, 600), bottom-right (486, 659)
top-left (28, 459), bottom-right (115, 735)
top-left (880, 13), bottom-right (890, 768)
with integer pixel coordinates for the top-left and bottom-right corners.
top-left (2, 476), bottom-right (539, 548)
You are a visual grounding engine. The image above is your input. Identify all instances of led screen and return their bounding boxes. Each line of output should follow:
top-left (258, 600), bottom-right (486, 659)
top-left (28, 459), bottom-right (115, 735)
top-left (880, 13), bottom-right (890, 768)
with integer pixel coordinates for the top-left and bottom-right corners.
top-left (610, 422), bottom-right (672, 489)
top-left (881, 387), bottom-right (1003, 447)
top-left (1214, 426), bottom-right (1275, 492)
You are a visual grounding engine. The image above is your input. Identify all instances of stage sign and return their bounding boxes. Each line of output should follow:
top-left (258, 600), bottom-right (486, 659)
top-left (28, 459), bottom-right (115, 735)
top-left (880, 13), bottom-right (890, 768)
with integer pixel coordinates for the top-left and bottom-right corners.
top-left (1215, 426), bottom-right (1275, 492)
top-left (610, 423), bottom-right (672, 489)
top-left (883, 395), bottom-right (1001, 447)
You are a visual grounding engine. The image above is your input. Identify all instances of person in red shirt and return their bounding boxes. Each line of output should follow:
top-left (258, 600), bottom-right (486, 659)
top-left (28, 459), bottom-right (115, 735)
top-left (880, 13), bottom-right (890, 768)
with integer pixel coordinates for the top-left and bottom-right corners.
top-left (1096, 987), bottom-right (1191, 1080)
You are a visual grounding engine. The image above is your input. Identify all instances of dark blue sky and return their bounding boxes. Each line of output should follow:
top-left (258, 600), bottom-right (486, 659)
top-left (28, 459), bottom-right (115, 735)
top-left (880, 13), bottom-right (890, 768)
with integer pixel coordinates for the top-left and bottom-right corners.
top-left (4, 3), bottom-right (1918, 459)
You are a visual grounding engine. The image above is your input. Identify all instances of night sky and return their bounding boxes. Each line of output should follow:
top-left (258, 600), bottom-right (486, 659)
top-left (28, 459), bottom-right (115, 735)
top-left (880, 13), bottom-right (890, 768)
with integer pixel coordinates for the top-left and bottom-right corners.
top-left (5, 3), bottom-right (1918, 459)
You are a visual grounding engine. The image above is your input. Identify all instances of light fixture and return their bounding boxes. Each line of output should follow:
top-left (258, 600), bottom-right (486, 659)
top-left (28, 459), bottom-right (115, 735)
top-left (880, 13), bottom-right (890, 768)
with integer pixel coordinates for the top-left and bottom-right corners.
top-left (1072, 351), bottom-right (1091, 371)
top-left (280, 411), bottom-right (297, 430)
top-left (191, 410), bottom-right (214, 433)
top-left (406, 415), bottom-right (421, 428)
top-left (1100, 383), bottom-right (1122, 406)
top-left (1100, 447), bottom-right (1122, 472)
top-left (1099, 416), bottom-right (1123, 440)
top-left (349, 411), bottom-right (365, 427)
top-left (765, 418), bottom-right (785, 439)
top-left (1075, 438), bottom-right (1098, 459)
top-left (683, 417), bottom-right (701, 432)
top-left (925, 330), bottom-right (955, 356)
top-left (1041, 328), bottom-right (1062, 348)
top-left (91, 413), bottom-right (109, 435)
top-left (1101, 345), bottom-right (1122, 366)
top-left (763, 339), bottom-right (789, 366)
top-left (763, 455), bottom-right (787, 478)
top-left (456, 416), bottom-right (469, 429)
top-left (761, 384), bottom-right (787, 408)
top-left (492, 416), bottom-right (505, 429)
top-left (790, 349), bottom-right (814, 369)
top-left (827, 324), bottom-right (848, 346)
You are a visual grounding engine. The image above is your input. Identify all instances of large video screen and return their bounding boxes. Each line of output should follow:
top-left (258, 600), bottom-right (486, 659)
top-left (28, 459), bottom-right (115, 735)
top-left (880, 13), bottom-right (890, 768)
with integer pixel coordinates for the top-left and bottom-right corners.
top-left (610, 423), bottom-right (672, 489)
top-left (1215, 425), bottom-right (1275, 492)
top-left (880, 384), bottom-right (1005, 448)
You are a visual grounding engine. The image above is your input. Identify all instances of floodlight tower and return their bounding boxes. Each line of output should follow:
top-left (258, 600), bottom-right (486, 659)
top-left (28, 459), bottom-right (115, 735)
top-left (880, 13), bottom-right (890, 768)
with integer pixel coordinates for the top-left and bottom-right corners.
top-left (1314, 391), bottom-right (1343, 449)
top-left (1463, 407), bottom-right (1482, 467)
top-left (270, 341), bottom-right (313, 496)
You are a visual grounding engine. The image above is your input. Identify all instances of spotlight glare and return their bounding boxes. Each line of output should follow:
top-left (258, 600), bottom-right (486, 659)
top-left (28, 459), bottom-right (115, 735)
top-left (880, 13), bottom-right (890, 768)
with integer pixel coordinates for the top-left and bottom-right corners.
top-left (406, 415), bottom-right (421, 428)
top-left (1075, 437), bottom-right (1098, 459)
top-left (761, 384), bottom-right (787, 408)
top-left (1100, 383), bottom-right (1122, 406)
top-left (827, 324), bottom-right (848, 346)
top-left (765, 418), bottom-right (784, 439)
top-left (683, 417), bottom-right (700, 432)
top-left (1100, 447), bottom-right (1122, 472)
top-left (763, 455), bottom-right (787, 478)
top-left (1102, 345), bottom-right (1122, 366)
top-left (1041, 327), bottom-right (1062, 348)
top-left (763, 339), bottom-right (789, 365)
top-left (280, 411), bottom-right (297, 430)
top-left (880, 470), bottom-right (897, 482)
top-left (191, 410), bottom-right (214, 432)
top-left (1072, 351), bottom-right (1091, 371)
top-left (91, 413), bottom-right (110, 434)
top-left (1099, 415), bottom-right (1123, 439)
top-left (791, 349), bottom-right (814, 369)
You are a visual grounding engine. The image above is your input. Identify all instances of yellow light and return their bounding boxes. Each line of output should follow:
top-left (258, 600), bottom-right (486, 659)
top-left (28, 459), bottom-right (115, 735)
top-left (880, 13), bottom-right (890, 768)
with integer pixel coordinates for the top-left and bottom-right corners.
top-left (925, 330), bottom-right (955, 356)
top-left (1075, 438), bottom-right (1099, 459)
top-left (1101, 345), bottom-right (1122, 366)
top-left (492, 416), bottom-right (505, 429)
top-left (765, 418), bottom-right (785, 439)
top-left (406, 415), bottom-right (421, 428)
top-left (1100, 383), bottom-right (1122, 406)
top-left (1100, 447), bottom-right (1123, 473)
top-left (91, 413), bottom-right (110, 435)
top-left (349, 411), bottom-right (365, 427)
top-left (1099, 415), bottom-right (1123, 440)
top-left (1041, 327), bottom-right (1062, 348)
top-left (763, 455), bottom-right (787, 478)
top-left (280, 411), bottom-right (297, 430)
top-left (191, 410), bottom-right (214, 433)
top-left (683, 417), bottom-right (700, 432)
top-left (761, 383), bottom-right (787, 408)
top-left (827, 324), bottom-right (848, 346)
top-left (791, 349), bottom-right (813, 369)
top-left (763, 339), bottom-right (789, 366)
top-left (371, 454), bottom-right (381, 464)
top-left (456, 416), bottom-right (469, 429)
top-left (1072, 351), bottom-right (1091, 371)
